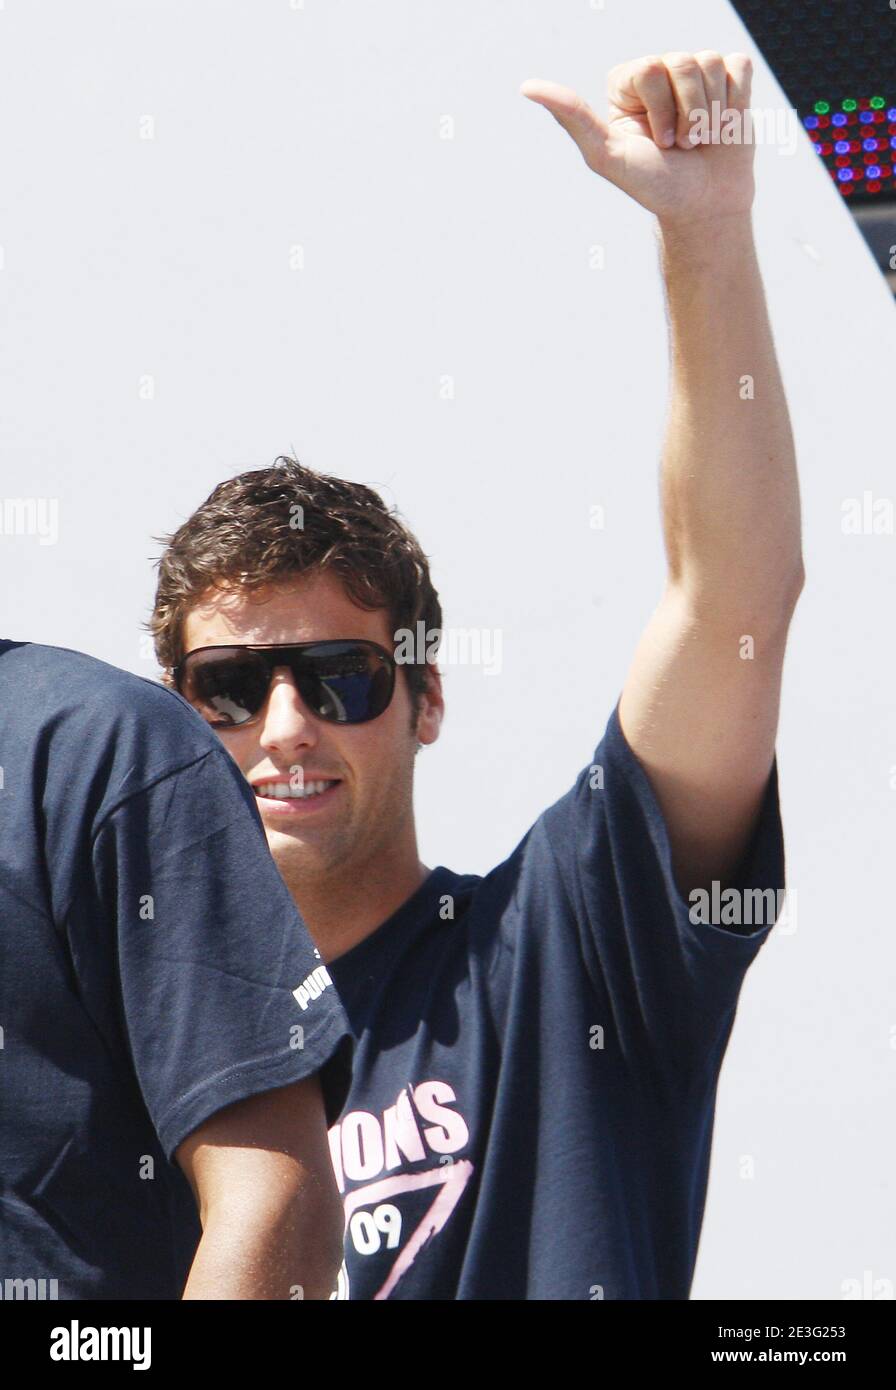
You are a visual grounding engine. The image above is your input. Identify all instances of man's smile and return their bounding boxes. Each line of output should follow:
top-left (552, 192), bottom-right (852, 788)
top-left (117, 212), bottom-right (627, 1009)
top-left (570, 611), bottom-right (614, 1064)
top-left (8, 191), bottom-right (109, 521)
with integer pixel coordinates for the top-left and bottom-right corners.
top-left (251, 776), bottom-right (343, 814)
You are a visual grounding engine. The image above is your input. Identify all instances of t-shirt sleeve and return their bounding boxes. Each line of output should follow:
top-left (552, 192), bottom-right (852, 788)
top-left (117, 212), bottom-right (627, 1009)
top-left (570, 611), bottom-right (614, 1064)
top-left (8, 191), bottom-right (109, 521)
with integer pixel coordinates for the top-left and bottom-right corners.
top-left (88, 746), bottom-right (353, 1160)
top-left (537, 700), bottom-right (785, 1093)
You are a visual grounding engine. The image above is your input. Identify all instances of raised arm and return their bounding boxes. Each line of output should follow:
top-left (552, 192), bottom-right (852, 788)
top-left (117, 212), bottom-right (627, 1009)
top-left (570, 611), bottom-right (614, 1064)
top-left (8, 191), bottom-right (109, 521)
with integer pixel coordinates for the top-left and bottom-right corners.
top-left (522, 50), bottom-right (803, 897)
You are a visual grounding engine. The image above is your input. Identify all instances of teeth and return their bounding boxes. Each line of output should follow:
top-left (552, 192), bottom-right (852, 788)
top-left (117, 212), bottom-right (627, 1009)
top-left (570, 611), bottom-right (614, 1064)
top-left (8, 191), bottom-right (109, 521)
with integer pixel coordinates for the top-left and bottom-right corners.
top-left (255, 780), bottom-right (334, 799)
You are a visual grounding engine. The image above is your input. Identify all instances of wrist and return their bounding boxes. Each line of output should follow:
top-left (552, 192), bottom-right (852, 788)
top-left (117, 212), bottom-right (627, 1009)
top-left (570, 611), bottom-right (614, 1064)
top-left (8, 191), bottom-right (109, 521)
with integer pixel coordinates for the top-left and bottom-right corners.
top-left (655, 210), bottom-right (757, 271)
top-left (656, 208), bottom-right (754, 243)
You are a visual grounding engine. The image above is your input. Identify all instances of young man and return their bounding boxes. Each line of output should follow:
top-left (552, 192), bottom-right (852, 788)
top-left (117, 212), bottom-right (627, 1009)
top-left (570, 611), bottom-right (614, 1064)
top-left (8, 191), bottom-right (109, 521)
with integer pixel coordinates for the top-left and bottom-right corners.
top-left (150, 50), bottom-right (803, 1298)
top-left (0, 639), bottom-right (351, 1299)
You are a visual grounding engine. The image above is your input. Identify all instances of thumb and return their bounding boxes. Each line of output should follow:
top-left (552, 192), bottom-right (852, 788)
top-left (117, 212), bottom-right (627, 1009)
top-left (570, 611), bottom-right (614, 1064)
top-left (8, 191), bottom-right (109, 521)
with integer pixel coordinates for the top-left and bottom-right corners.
top-left (520, 79), bottom-right (610, 174)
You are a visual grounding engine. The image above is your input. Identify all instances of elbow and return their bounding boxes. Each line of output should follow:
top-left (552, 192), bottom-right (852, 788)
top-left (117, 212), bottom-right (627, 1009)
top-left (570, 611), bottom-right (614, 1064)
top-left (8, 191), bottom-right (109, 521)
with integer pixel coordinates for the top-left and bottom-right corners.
top-left (755, 558), bottom-right (805, 642)
top-left (782, 554), bottom-right (806, 621)
top-left (792, 554), bottom-right (806, 601)
top-left (675, 552), bottom-right (805, 643)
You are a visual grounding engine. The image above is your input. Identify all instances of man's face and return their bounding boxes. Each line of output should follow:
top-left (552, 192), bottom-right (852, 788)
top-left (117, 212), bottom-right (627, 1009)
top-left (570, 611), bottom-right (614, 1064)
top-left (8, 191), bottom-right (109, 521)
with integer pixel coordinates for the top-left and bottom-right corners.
top-left (177, 571), bottom-right (442, 884)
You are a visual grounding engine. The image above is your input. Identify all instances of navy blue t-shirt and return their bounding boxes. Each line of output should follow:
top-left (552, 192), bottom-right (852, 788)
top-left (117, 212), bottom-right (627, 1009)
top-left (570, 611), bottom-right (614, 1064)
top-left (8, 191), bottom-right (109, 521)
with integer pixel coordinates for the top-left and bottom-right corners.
top-left (0, 639), bottom-right (352, 1300)
top-left (326, 705), bottom-right (784, 1299)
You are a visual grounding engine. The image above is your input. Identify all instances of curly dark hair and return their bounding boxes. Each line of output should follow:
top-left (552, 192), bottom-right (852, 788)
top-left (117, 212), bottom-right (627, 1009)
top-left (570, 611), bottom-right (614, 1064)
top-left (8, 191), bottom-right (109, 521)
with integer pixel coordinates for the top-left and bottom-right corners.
top-left (145, 456), bottom-right (442, 720)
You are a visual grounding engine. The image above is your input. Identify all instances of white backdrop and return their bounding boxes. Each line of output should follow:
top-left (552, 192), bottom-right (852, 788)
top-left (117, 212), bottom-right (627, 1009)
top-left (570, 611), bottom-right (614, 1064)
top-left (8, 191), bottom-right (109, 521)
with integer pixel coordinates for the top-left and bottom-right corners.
top-left (2, 0), bottom-right (894, 1300)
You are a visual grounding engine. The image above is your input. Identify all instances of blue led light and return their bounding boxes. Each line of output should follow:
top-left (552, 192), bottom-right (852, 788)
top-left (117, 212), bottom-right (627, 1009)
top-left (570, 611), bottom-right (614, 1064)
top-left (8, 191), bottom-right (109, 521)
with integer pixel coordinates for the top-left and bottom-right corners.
top-left (867, 166), bottom-right (881, 178)
top-left (832, 113), bottom-right (847, 126)
top-left (804, 115), bottom-right (819, 129)
top-left (888, 108), bottom-right (896, 121)
top-left (863, 139), bottom-right (878, 151)
top-left (837, 169), bottom-right (853, 181)
top-left (834, 140), bottom-right (850, 153)
top-left (859, 111), bottom-right (874, 123)
top-left (891, 137), bottom-right (896, 149)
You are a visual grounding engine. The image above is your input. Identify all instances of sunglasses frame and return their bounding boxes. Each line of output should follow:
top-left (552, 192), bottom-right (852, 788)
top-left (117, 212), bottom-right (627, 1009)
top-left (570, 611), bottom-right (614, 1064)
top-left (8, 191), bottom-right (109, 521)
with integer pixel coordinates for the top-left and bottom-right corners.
top-left (171, 638), bottom-right (398, 729)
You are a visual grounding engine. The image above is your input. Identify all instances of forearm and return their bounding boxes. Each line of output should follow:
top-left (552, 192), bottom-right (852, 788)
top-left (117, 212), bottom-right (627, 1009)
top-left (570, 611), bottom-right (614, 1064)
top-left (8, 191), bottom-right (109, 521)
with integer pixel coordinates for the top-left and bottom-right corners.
top-left (655, 212), bottom-right (803, 622)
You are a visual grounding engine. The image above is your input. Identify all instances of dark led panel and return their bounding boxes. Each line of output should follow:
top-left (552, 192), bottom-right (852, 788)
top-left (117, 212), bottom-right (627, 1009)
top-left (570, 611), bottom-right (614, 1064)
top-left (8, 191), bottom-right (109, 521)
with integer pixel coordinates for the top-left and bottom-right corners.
top-left (731, 0), bottom-right (896, 203)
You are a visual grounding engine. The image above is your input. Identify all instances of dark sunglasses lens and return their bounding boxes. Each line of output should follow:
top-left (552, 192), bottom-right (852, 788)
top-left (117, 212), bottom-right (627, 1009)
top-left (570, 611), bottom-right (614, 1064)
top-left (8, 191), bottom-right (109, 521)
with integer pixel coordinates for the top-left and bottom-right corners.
top-left (296, 646), bottom-right (393, 724)
top-left (181, 652), bottom-right (269, 727)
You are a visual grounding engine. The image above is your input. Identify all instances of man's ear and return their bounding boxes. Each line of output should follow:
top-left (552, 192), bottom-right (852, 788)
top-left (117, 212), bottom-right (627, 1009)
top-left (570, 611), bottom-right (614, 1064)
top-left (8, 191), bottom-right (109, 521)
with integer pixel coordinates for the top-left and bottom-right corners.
top-left (415, 663), bottom-right (444, 750)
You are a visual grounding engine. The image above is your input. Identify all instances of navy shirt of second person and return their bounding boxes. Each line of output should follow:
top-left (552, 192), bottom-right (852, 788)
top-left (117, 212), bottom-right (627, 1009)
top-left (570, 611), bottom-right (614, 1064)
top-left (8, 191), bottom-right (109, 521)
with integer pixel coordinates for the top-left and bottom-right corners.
top-left (0, 639), bottom-right (352, 1300)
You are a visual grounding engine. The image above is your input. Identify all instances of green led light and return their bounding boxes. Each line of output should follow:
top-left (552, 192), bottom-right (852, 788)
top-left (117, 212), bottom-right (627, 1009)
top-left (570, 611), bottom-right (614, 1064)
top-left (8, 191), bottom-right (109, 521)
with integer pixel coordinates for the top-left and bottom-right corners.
top-left (842, 99), bottom-right (857, 112)
top-left (870, 96), bottom-right (885, 109)
top-left (814, 101), bottom-right (830, 114)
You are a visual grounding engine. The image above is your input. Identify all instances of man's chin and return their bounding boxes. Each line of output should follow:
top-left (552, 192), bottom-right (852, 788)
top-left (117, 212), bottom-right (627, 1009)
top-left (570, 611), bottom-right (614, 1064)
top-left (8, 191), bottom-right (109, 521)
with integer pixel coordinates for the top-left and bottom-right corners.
top-left (262, 819), bottom-right (329, 875)
top-left (263, 818), bottom-right (313, 851)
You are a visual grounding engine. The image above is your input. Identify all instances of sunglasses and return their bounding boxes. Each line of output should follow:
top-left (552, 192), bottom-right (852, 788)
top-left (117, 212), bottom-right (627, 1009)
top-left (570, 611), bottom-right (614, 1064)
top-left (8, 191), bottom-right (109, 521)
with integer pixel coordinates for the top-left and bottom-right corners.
top-left (172, 639), bottom-right (397, 729)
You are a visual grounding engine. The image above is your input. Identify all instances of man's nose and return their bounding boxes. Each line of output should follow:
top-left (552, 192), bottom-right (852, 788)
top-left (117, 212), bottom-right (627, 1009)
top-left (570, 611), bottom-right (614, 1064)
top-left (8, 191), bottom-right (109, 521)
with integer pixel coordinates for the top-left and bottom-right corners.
top-left (257, 668), bottom-right (319, 750)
